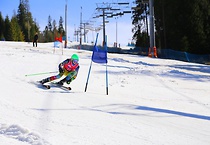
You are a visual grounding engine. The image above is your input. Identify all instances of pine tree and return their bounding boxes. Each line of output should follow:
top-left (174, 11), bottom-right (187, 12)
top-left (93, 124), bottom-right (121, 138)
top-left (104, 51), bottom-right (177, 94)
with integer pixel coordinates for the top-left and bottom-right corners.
top-left (0, 0), bottom-right (40, 42)
top-left (30, 18), bottom-right (40, 41)
top-left (52, 19), bottom-right (58, 42)
top-left (0, 12), bottom-right (5, 40)
top-left (58, 16), bottom-right (65, 35)
top-left (132, 0), bottom-right (149, 48)
top-left (48, 15), bottom-right (52, 32)
top-left (52, 19), bottom-right (57, 32)
top-left (188, 0), bottom-right (210, 54)
top-left (155, 0), bottom-right (210, 54)
top-left (17, 0), bottom-right (27, 40)
top-left (11, 14), bottom-right (24, 41)
top-left (43, 26), bottom-right (48, 42)
top-left (42, 15), bottom-right (55, 42)
top-left (17, 0), bottom-right (38, 42)
top-left (4, 15), bottom-right (12, 41)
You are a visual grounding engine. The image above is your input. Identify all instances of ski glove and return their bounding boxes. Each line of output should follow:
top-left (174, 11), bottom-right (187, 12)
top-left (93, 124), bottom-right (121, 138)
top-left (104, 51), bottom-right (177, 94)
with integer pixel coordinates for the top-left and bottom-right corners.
top-left (66, 80), bottom-right (71, 84)
top-left (59, 64), bottom-right (64, 73)
top-left (66, 74), bottom-right (77, 84)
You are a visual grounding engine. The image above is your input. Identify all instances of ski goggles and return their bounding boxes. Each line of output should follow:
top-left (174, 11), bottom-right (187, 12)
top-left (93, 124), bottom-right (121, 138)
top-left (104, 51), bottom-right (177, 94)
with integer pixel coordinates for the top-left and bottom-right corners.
top-left (72, 59), bottom-right (78, 64)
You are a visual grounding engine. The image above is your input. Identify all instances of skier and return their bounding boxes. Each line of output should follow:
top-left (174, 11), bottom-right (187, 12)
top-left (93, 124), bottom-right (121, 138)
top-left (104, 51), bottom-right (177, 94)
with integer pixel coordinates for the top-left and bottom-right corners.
top-left (33, 32), bottom-right (38, 47)
top-left (39, 54), bottom-right (80, 87)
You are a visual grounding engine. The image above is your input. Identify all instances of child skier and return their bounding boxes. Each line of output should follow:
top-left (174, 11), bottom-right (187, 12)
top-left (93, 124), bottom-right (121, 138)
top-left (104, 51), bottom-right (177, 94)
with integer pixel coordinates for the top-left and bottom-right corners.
top-left (39, 54), bottom-right (80, 86)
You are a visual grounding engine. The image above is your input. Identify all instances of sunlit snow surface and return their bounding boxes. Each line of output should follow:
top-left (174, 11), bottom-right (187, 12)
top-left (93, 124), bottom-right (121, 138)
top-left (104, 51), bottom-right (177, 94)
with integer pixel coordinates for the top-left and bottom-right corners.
top-left (0, 41), bottom-right (210, 145)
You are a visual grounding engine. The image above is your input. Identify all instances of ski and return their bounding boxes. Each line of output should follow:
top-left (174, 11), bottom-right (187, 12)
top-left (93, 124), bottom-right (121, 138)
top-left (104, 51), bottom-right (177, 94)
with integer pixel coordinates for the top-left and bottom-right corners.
top-left (36, 81), bottom-right (51, 89)
top-left (60, 85), bottom-right (71, 90)
top-left (52, 82), bottom-right (71, 91)
top-left (42, 84), bottom-right (51, 89)
top-left (37, 81), bottom-right (71, 91)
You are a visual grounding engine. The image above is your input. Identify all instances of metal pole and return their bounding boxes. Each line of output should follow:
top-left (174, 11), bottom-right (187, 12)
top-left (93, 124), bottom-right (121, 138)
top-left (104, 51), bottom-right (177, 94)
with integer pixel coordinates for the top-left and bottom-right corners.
top-left (65, 0), bottom-right (67, 48)
top-left (149, 0), bottom-right (155, 57)
top-left (84, 23), bottom-right (86, 43)
top-left (116, 17), bottom-right (118, 48)
top-left (102, 9), bottom-right (106, 47)
top-left (80, 7), bottom-right (82, 48)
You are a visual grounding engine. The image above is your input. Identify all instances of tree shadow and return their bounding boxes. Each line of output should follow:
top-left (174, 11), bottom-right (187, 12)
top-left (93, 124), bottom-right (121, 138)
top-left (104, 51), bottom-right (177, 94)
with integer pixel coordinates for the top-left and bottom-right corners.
top-left (163, 64), bottom-right (210, 82)
top-left (170, 64), bottom-right (210, 74)
top-left (30, 103), bottom-right (210, 121)
top-left (135, 106), bottom-right (210, 121)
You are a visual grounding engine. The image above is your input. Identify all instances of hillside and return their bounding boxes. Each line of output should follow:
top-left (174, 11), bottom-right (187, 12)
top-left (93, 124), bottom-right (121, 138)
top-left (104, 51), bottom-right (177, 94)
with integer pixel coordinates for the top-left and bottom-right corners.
top-left (0, 41), bottom-right (210, 145)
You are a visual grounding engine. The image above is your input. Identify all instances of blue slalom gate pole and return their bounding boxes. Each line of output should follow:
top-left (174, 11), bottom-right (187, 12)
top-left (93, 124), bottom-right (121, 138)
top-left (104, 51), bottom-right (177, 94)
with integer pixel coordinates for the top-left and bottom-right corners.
top-left (84, 33), bottom-right (99, 92)
top-left (105, 35), bottom-right (108, 95)
top-left (84, 61), bottom-right (92, 92)
top-left (106, 63), bottom-right (108, 95)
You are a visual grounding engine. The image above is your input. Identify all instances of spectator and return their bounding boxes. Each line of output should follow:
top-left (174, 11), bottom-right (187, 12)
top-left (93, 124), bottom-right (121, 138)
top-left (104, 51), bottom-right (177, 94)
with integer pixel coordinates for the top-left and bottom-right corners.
top-left (33, 32), bottom-right (38, 47)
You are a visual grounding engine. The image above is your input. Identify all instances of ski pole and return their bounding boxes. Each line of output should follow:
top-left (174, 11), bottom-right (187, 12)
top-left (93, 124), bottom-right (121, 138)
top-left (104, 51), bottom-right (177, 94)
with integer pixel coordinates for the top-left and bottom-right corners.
top-left (25, 71), bottom-right (58, 77)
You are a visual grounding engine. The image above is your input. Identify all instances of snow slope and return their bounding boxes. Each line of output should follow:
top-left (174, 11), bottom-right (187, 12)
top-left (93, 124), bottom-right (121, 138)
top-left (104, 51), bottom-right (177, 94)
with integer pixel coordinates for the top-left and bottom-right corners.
top-left (0, 41), bottom-right (210, 145)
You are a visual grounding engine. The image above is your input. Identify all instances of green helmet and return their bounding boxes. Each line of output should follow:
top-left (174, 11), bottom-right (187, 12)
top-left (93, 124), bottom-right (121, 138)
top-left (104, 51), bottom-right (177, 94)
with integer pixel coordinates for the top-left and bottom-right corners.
top-left (71, 54), bottom-right (79, 61)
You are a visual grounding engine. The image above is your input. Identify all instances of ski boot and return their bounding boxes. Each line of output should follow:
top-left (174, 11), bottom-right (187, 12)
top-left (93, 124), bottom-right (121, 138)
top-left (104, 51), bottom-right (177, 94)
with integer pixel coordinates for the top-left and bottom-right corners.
top-left (39, 78), bottom-right (50, 84)
top-left (57, 78), bottom-right (66, 85)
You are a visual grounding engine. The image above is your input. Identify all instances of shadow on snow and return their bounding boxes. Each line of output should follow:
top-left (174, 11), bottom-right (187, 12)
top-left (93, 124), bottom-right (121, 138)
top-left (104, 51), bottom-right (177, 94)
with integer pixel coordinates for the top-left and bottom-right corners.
top-left (31, 104), bottom-right (210, 121)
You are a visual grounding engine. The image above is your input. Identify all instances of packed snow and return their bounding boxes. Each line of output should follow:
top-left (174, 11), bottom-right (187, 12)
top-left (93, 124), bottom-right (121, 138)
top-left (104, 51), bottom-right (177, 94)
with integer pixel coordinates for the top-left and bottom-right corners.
top-left (0, 41), bottom-right (210, 145)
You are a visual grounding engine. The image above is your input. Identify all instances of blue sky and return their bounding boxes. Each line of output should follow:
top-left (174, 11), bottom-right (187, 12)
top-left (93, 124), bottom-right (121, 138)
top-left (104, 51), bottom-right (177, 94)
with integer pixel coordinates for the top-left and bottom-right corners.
top-left (0, 0), bottom-right (134, 46)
